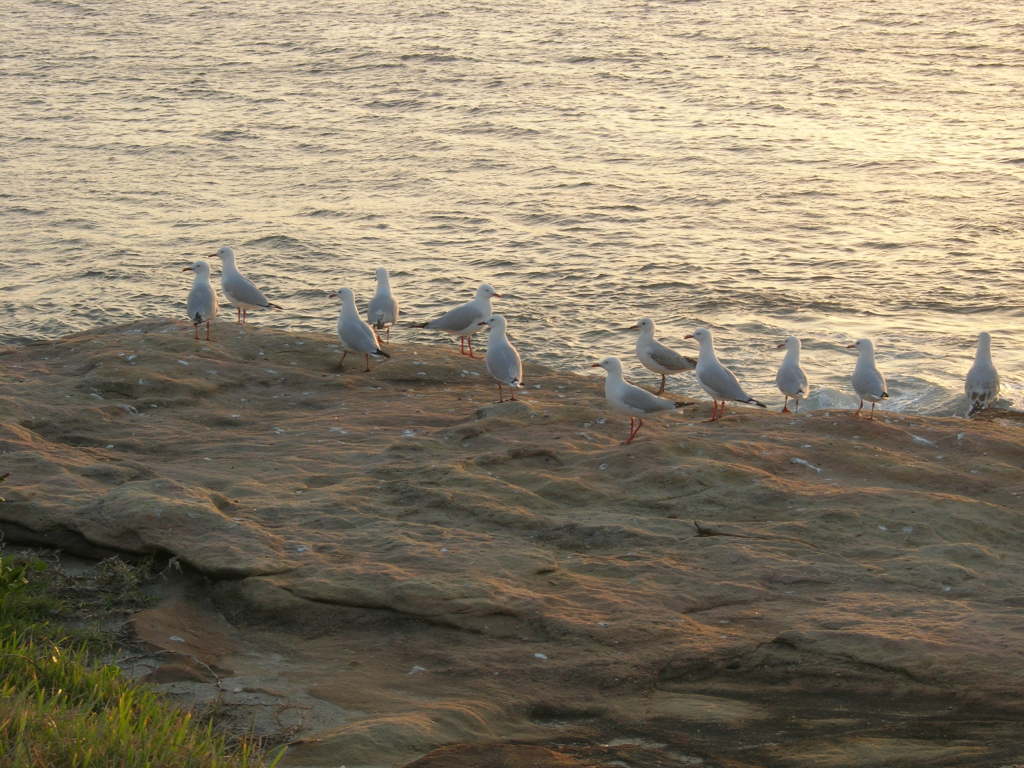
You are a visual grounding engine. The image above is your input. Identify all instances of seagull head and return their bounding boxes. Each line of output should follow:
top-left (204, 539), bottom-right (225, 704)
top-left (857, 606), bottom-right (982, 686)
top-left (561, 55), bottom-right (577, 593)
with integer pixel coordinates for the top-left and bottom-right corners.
top-left (328, 288), bottom-right (354, 302)
top-left (629, 317), bottom-right (654, 333)
top-left (847, 338), bottom-right (874, 353)
top-left (590, 356), bottom-right (622, 374)
top-left (778, 335), bottom-right (800, 351)
top-left (182, 260), bottom-right (210, 276)
top-left (685, 327), bottom-right (711, 344)
top-left (212, 246), bottom-right (235, 263)
top-left (486, 314), bottom-right (506, 332)
top-left (477, 284), bottom-right (502, 299)
top-left (977, 331), bottom-right (992, 348)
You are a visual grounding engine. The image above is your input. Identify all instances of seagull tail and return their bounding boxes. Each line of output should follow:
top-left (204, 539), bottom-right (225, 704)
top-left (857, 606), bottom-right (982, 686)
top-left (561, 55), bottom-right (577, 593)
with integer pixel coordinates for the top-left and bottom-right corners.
top-left (193, 312), bottom-right (203, 326)
top-left (267, 302), bottom-right (284, 310)
top-left (674, 400), bottom-right (695, 409)
top-left (881, 391), bottom-right (890, 399)
top-left (684, 356), bottom-right (697, 367)
top-left (371, 348), bottom-right (391, 360)
top-left (510, 378), bottom-right (523, 389)
top-left (408, 321), bottom-right (429, 328)
top-left (968, 400), bottom-right (982, 417)
top-left (745, 398), bottom-right (767, 408)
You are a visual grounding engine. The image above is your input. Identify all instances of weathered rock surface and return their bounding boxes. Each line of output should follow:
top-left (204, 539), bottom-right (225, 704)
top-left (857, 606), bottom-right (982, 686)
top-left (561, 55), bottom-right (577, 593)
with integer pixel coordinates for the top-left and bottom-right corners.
top-left (2, 319), bottom-right (1023, 767)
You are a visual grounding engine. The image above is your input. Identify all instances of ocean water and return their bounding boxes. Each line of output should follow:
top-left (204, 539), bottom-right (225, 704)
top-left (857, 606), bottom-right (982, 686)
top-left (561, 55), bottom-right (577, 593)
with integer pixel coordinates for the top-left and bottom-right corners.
top-left (2, 0), bottom-right (1022, 414)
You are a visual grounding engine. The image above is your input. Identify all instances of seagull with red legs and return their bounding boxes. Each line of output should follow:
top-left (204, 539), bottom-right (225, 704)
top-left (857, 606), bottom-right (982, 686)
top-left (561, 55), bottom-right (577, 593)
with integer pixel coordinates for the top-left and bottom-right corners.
top-left (591, 356), bottom-right (691, 444)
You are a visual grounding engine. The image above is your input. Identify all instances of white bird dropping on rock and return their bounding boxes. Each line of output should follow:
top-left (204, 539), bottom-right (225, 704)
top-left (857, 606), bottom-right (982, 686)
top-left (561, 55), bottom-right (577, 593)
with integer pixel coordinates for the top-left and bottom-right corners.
top-left (182, 260), bottom-right (218, 341)
top-left (775, 336), bottom-right (809, 413)
top-left (367, 267), bottom-right (399, 342)
top-left (685, 327), bottom-right (766, 421)
top-left (213, 246), bottom-right (283, 324)
top-left (965, 331), bottom-right (1000, 417)
top-left (591, 356), bottom-right (691, 444)
top-left (331, 288), bottom-right (390, 372)
top-left (630, 317), bottom-right (696, 394)
top-left (848, 338), bottom-right (888, 419)
top-left (412, 283), bottom-right (501, 358)
top-left (483, 314), bottom-right (523, 403)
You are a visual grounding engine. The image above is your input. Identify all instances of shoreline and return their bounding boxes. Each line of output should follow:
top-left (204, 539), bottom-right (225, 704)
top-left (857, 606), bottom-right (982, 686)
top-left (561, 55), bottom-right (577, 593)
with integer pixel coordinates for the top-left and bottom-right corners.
top-left (2, 319), bottom-right (1023, 767)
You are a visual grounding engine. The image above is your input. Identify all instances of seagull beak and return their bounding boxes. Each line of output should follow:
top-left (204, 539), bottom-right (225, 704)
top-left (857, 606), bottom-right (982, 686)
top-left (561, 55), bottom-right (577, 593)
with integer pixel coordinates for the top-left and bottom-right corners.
top-left (182, 267), bottom-right (193, 272)
top-left (492, 293), bottom-right (503, 298)
top-left (776, 342), bottom-right (785, 349)
top-left (846, 344), bottom-right (856, 349)
top-left (589, 363), bottom-right (601, 368)
top-left (684, 334), bottom-right (694, 339)
top-left (328, 293), bottom-right (337, 299)
top-left (628, 324), bottom-right (639, 330)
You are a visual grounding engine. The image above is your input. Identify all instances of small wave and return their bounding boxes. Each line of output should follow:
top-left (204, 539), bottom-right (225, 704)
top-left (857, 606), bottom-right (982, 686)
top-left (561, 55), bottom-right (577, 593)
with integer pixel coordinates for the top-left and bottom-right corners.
top-left (244, 235), bottom-right (306, 250)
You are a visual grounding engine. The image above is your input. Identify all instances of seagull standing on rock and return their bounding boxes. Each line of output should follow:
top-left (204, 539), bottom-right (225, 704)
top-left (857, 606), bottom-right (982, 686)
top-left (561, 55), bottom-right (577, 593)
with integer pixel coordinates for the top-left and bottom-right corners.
top-left (630, 317), bottom-right (696, 394)
top-left (591, 356), bottom-right (691, 444)
top-left (482, 314), bottom-right (523, 402)
top-left (367, 267), bottom-right (399, 342)
top-left (331, 288), bottom-right (391, 372)
top-left (213, 246), bottom-right (283, 324)
top-left (412, 283), bottom-right (501, 358)
top-left (183, 260), bottom-right (218, 341)
top-left (685, 327), bottom-right (766, 421)
top-left (848, 338), bottom-right (888, 419)
top-left (965, 331), bottom-right (1000, 416)
top-left (775, 336), bottom-right (809, 413)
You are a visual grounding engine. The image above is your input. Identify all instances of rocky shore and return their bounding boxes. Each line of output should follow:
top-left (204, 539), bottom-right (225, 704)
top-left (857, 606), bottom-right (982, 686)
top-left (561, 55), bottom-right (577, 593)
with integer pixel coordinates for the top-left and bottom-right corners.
top-left (2, 320), bottom-right (1023, 767)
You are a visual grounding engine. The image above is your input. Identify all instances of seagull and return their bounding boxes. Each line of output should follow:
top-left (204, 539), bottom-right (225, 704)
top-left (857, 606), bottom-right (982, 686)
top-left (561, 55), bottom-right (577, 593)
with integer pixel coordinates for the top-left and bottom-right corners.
top-left (213, 246), bottom-right (283, 324)
top-left (847, 338), bottom-right (888, 419)
top-left (482, 314), bottom-right (523, 402)
top-left (684, 327), bottom-right (766, 421)
top-left (412, 283), bottom-right (501, 358)
top-left (591, 356), bottom-right (692, 444)
top-left (965, 331), bottom-right (1000, 417)
top-left (182, 261), bottom-right (218, 341)
top-left (630, 317), bottom-right (696, 394)
top-left (330, 288), bottom-right (391, 372)
top-left (775, 336), bottom-right (810, 413)
top-left (367, 267), bottom-right (399, 342)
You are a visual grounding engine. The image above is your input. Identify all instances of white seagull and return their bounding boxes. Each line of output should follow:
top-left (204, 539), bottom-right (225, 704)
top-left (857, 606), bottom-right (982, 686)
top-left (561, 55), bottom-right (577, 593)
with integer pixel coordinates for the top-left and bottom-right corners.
top-left (330, 288), bottom-right (391, 372)
top-left (182, 260), bottom-right (218, 341)
top-left (965, 331), bottom-right (1000, 417)
top-left (413, 283), bottom-right (501, 358)
top-left (591, 356), bottom-right (692, 444)
top-left (630, 317), bottom-right (696, 394)
top-left (775, 336), bottom-right (810, 413)
top-left (848, 338), bottom-right (888, 419)
top-left (483, 314), bottom-right (523, 402)
top-left (367, 267), bottom-right (399, 342)
top-left (685, 327), bottom-right (766, 421)
top-left (213, 246), bottom-right (283, 324)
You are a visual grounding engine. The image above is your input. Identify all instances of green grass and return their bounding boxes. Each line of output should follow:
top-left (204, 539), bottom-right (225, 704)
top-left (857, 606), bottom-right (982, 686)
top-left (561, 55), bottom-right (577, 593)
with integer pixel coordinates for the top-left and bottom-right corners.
top-left (0, 547), bottom-right (285, 768)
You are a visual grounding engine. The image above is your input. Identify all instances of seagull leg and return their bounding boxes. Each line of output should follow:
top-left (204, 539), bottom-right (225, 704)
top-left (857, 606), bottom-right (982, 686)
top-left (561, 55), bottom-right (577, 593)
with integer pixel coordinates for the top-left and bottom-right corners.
top-left (385, 326), bottom-right (391, 343)
top-left (782, 396), bottom-right (790, 413)
top-left (868, 402), bottom-right (876, 420)
top-left (338, 351), bottom-right (347, 372)
top-left (624, 417), bottom-right (643, 444)
top-left (657, 374), bottom-right (666, 395)
top-left (467, 335), bottom-right (478, 358)
top-left (496, 384), bottom-right (504, 403)
top-left (855, 399), bottom-right (863, 418)
top-left (458, 336), bottom-right (466, 355)
top-left (510, 387), bottom-right (517, 401)
top-left (193, 324), bottom-right (199, 340)
top-left (235, 307), bottom-right (241, 324)
top-left (242, 308), bottom-right (248, 325)
top-left (205, 321), bottom-right (212, 341)
top-left (364, 354), bottom-right (370, 372)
